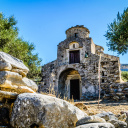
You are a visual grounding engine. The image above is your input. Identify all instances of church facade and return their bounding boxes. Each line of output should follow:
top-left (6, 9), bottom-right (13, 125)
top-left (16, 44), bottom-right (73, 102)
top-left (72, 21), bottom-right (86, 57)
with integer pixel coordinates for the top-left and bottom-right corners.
top-left (39, 25), bottom-right (121, 100)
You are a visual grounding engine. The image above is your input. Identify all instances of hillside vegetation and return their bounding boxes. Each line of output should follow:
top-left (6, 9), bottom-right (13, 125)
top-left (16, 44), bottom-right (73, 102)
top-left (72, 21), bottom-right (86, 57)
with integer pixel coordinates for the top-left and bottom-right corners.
top-left (121, 71), bottom-right (128, 82)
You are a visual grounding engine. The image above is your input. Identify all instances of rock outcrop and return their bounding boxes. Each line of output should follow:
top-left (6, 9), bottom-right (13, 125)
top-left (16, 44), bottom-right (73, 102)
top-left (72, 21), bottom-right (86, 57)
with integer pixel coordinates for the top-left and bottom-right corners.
top-left (0, 52), bottom-right (38, 101)
top-left (10, 93), bottom-right (87, 128)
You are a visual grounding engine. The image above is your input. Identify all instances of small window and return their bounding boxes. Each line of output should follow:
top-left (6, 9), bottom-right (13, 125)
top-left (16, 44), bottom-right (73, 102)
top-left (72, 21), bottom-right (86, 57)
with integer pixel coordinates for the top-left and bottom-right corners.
top-left (102, 79), bottom-right (105, 83)
top-left (75, 33), bottom-right (78, 38)
top-left (73, 44), bottom-right (75, 48)
top-left (102, 71), bottom-right (104, 76)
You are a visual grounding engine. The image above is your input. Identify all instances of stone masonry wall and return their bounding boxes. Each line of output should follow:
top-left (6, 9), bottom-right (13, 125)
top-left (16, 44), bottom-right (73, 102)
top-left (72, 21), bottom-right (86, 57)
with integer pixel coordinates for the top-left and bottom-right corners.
top-left (40, 53), bottom-right (121, 100)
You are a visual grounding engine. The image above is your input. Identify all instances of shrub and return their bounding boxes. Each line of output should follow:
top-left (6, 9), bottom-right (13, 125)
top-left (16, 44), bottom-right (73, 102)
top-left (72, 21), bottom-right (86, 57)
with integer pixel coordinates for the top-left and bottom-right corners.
top-left (121, 71), bottom-right (128, 82)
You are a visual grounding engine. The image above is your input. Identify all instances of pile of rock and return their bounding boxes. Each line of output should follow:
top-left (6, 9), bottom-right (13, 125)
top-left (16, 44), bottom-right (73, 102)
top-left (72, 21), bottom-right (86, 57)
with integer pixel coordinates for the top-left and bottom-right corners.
top-left (103, 82), bottom-right (128, 101)
top-left (95, 112), bottom-right (127, 128)
top-left (0, 52), bottom-right (38, 101)
top-left (75, 111), bottom-right (127, 128)
top-left (75, 111), bottom-right (128, 128)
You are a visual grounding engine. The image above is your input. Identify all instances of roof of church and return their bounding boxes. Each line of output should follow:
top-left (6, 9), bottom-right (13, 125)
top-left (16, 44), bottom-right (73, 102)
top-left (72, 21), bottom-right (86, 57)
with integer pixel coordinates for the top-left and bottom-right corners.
top-left (66, 25), bottom-right (90, 34)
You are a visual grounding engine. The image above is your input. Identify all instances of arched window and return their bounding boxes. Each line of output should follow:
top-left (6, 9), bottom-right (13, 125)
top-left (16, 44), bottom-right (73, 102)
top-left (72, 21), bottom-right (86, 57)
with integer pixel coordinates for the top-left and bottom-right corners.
top-left (69, 42), bottom-right (79, 49)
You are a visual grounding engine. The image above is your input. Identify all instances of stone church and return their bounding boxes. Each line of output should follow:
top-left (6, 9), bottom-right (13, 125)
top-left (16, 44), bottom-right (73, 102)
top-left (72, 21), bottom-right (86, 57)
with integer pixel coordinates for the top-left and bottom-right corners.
top-left (40, 25), bottom-right (121, 100)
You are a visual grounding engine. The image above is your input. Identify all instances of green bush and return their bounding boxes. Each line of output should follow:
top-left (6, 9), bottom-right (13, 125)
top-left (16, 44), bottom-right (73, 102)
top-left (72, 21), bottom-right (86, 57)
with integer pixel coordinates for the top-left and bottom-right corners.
top-left (121, 71), bottom-right (128, 82)
top-left (0, 13), bottom-right (42, 81)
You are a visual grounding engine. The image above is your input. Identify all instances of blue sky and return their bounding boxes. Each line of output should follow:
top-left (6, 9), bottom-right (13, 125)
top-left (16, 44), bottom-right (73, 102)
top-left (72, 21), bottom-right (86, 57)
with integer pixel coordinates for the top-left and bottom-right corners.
top-left (0, 0), bottom-right (128, 65)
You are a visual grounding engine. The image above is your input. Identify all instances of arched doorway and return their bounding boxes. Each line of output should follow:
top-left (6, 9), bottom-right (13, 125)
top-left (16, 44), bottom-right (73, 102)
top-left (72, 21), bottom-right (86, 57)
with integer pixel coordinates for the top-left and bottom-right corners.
top-left (58, 68), bottom-right (81, 100)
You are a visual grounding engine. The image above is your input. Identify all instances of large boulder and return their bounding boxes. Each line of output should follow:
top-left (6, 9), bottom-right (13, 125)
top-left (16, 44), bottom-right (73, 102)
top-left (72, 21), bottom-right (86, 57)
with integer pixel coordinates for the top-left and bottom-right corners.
top-left (10, 93), bottom-right (87, 128)
top-left (75, 123), bottom-right (115, 128)
top-left (76, 115), bottom-right (106, 126)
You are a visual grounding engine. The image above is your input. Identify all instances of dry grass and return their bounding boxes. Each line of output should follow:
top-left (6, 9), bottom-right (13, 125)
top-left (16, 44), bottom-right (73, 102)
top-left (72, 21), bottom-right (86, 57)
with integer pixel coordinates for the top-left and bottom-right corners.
top-left (40, 86), bottom-right (75, 103)
top-left (40, 88), bottom-right (128, 117)
top-left (74, 102), bottom-right (88, 111)
top-left (73, 101), bottom-right (128, 116)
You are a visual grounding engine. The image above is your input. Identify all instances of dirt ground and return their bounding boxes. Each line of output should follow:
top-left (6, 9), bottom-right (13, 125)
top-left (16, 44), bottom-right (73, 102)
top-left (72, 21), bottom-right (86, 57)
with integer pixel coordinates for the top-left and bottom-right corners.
top-left (74, 100), bottom-right (128, 116)
top-left (43, 93), bottom-right (128, 116)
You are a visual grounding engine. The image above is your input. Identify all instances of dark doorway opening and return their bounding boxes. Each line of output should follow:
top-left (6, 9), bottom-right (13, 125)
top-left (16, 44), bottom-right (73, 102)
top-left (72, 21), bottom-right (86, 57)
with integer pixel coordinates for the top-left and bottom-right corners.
top-left (70, 79), bottom-right (80, 100)
top-left (58, 68), bottom-right (80, 99)
top-left (30, 123), bottom-right (39, 128)
top-left (0, 107), bottom-right (10, 126)
top-left (69, 50), bottom-right (80, 64)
